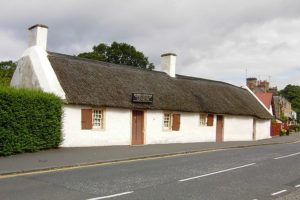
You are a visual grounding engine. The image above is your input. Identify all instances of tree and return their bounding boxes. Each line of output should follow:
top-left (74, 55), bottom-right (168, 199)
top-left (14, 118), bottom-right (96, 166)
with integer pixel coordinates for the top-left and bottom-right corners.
top-left (0, 60), bottom-right (16, 86)
top-left (280, 84), bottom-right (300, 122)
top-left (78, 42), bottom-right (155, 70)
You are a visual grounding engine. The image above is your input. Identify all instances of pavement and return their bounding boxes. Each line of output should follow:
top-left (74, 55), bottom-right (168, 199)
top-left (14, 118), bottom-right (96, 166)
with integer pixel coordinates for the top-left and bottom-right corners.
top-left (0, 132), bottom-right (300, 176)
top-left (274, 189), bottom-right (300, 200)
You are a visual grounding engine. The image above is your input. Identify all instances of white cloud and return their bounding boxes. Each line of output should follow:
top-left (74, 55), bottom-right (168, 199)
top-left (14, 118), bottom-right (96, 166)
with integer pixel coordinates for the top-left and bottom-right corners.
top-left (178, 18), bottom-right (300, 89)
top-left (1, 0), bottom-right (300, 88)
top-left (0, 29), bottom-right (26, 60)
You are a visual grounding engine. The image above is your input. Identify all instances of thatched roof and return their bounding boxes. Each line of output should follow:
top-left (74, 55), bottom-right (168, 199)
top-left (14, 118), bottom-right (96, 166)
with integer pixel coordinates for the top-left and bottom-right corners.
top-left (48, 52), bottom-right (272, 119)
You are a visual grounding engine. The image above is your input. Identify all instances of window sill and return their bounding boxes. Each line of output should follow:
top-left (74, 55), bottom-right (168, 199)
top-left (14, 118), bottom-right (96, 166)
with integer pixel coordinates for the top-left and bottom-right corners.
top-left (91, 127), bottom-right (105, 131)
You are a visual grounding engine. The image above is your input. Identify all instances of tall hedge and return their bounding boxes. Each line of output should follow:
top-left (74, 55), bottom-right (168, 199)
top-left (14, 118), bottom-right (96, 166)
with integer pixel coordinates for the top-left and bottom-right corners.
top-left (0, 87), bottom-right (63, 156)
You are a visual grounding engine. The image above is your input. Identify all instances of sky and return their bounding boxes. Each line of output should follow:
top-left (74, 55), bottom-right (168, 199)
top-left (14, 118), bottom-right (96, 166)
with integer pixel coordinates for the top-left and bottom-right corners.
top-left (1, 0), bottom-right (300, 89)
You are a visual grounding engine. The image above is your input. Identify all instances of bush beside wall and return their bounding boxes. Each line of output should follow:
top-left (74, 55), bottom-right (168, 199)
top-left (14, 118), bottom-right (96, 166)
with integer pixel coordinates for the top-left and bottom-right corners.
top-left (0, 87), bottom-right (63, 156)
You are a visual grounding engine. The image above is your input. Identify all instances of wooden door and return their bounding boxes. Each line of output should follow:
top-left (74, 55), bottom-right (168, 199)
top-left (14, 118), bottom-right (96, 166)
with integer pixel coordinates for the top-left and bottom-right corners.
top-left (132, 110), bottom-right (144, 145)
top-left (216, 115), bottom-right (223, 143)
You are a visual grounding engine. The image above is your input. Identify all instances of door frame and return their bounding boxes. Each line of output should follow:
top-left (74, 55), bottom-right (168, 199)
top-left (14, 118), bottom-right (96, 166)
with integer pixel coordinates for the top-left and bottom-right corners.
top-left (216, 115), bottom-right (224, 143)
top-left (131, 110), bottom-right (145, 145)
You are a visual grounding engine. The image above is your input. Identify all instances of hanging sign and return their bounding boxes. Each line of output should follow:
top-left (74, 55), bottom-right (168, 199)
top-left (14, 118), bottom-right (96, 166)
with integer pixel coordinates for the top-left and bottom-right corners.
top-left (132, 93), bottom-right (153, 104)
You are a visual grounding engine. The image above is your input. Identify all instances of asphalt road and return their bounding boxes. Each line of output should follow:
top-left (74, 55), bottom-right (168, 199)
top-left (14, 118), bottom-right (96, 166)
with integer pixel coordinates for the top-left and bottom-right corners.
top-left (0, 142), bottom-right (300, 200)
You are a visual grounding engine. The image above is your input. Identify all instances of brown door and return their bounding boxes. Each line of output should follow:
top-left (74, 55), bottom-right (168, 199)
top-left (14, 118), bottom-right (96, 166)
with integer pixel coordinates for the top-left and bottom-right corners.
top-left (132, 110), bottom-right (144, 145)
top-left (216, 115), bottom-right (223, 143)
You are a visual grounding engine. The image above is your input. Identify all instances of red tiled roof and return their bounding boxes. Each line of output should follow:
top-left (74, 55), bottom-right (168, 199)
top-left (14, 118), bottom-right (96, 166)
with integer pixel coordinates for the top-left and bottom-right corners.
top-left (255, 92), bottom-right (273, 109)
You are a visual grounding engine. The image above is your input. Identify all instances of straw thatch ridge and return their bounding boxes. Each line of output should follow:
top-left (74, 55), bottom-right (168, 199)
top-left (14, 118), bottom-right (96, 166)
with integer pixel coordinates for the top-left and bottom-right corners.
top-left (48, 52), bottom-right (272, 119)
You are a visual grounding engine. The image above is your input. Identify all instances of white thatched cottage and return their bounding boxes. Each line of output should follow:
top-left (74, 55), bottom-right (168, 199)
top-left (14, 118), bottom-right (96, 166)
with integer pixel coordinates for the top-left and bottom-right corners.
top-left (11, 24), bottom-right (272, 147)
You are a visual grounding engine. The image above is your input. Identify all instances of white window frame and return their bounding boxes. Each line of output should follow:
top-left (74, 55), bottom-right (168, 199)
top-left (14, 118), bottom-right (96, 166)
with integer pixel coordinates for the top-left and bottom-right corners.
top-left (163, 113), bottom-right (172, 130)
top-left (92, 109), bottom-right (104, 129)
top-left (200, 113), bottom-right (208, 126)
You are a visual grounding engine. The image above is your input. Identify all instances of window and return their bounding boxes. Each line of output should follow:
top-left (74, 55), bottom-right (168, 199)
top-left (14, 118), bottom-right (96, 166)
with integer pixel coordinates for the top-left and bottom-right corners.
top-left (81, 108), bottom-right (105, 130)
top-left (163, 113), bottom-right (181, 131)
top-left (164, 113), bottom-right (172, 129)
top-left (92, 109), bottom-right (103, 128)
top-left (200, 113), bottom-right (208, 126)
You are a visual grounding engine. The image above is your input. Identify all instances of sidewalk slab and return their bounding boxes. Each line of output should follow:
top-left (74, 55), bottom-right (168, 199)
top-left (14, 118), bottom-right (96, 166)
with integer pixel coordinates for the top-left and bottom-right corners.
top-left (0, 132), bottom-right (299, 175)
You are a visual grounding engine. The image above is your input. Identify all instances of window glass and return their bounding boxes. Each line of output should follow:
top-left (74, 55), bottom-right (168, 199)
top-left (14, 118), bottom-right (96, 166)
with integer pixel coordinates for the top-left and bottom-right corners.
top-left (93, 110), bottom-right (103, 128)
top-left (164, 113), bottom-right (171, 129)
top-left (200, 113), bottom-right (207, 126)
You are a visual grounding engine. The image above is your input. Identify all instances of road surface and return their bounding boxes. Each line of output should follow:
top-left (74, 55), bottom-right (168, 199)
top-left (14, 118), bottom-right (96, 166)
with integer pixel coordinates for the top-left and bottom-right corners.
top-left (0, 142), bottom-right (300, 200)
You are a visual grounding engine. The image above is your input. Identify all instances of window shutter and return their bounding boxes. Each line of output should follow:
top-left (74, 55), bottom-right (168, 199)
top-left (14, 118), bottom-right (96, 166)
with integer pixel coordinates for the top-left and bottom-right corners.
top-left (172, 114), bottom-right (181, 131)
top-left (207, 114), bottom-right (214, 126)
top-left (81, 109), bottom-right (92, 129)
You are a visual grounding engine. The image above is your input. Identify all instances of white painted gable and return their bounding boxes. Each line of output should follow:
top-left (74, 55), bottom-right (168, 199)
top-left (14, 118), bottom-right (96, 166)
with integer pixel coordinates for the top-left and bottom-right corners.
top-left (10, 25), bottom-right (65, 99)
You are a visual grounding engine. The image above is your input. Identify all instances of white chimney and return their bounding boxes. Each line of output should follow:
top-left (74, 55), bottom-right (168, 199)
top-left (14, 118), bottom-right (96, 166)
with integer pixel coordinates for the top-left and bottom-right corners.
top-left (161, 53), bottom-right (177, 78)
top-left (28, 24), bottom-right (48, 50)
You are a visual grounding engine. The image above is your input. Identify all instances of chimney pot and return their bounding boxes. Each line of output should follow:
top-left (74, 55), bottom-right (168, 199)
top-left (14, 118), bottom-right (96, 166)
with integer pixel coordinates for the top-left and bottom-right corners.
top-left (246, 77), bottom-right (257, 91)
top-left (28, 24), bottom-right (48, 50)
top-left (161, 53), bottom-right (177, 78)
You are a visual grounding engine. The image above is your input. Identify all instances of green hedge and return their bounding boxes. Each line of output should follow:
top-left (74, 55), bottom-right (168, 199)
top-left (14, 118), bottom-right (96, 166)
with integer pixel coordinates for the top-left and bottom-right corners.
top-left (0, 87), bottom-right (63, 156)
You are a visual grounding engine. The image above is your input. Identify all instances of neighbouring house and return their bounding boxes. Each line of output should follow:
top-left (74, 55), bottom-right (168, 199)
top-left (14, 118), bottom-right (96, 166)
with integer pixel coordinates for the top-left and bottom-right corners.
top-left (253, 92), bottom-right (273, 115)
top-left (272, 96), bottom-right (293, 122)
top-left (246, 77), bottom-right (293, 122)
top-left (272, 96), bottom-right (292, 136)
top-left (246, 78), bottom-right (276, 94)
top-left (291, 110), bottom-right (297, 125)
top-left (11, 25), bottom-right (272, 147)
top-left (246, 77), bottom-right (296, 136)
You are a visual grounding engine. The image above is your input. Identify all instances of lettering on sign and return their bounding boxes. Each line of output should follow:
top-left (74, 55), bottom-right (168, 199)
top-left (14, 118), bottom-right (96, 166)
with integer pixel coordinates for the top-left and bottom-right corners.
top-left (132, 93), bottom-right (153, 104)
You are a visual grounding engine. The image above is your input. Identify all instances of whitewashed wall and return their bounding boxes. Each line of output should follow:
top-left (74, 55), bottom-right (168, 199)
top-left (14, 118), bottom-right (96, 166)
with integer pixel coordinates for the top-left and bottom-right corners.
top-left (62, 108), bottom-right (218, 147)
top-left (255, 119), bottom-right (271, 140)
top-left (145, 111), bottom-right (216, 144)
top-left (62, 105), bottom-right (131, 147)
top-left (10, 46), bottom-right (65, 99)
top-left (223, 115), bottom-right (253, 141)
top-left (62, 107), bottom-right (271, 146)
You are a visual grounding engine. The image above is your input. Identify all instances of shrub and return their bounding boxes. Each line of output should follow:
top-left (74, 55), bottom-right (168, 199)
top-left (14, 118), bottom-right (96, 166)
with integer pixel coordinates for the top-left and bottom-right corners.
top-left (290, 124), bottom-right (300, 132)
top-left (280, 128), bottom-right (287, 136)
top-left (0, 87), bottom-right (63, 156)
